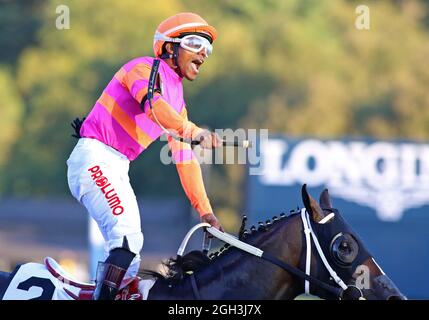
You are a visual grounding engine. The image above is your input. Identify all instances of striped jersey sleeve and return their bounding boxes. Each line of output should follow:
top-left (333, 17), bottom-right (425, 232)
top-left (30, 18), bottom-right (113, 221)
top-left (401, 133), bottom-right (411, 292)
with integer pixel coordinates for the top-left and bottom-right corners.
top-left (116, 63), bottom-right (151, 103)
top-left (167, 108), bottom-right (213, 216)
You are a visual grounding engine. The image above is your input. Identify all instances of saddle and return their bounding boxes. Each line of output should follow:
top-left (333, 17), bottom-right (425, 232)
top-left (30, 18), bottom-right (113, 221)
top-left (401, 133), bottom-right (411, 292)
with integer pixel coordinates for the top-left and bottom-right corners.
top-left (44, 257), bottom-right (152, 300)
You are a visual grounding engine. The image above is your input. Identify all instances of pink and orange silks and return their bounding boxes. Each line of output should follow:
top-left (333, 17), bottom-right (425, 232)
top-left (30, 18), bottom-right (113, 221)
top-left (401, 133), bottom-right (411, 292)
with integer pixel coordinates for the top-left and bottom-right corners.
top-left (80, 57), bottom-right (212, 216)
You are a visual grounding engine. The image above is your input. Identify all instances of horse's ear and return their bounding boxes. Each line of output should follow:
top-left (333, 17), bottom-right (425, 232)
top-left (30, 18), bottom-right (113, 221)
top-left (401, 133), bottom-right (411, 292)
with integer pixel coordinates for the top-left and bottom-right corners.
top-left (302, 184), bottom-right (326, 222)
top-left (319, 188), bottom-right (333, 209)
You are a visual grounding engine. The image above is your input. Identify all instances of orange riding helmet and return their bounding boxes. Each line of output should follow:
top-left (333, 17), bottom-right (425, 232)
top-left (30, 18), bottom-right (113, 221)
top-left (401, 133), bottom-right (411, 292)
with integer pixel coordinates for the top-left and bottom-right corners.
top-left (153, 12), bottom-right (217, 57)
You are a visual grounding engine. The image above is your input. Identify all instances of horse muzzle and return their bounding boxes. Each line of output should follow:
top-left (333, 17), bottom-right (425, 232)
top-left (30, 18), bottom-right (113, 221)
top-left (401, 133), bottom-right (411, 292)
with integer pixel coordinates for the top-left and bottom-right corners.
top-left (372, 275), bottom-right (407, 300)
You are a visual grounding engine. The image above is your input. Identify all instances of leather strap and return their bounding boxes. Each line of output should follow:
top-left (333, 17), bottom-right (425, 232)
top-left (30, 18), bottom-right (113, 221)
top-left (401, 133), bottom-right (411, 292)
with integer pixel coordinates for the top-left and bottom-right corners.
top-left (190, 273), bottom-right (202, 300)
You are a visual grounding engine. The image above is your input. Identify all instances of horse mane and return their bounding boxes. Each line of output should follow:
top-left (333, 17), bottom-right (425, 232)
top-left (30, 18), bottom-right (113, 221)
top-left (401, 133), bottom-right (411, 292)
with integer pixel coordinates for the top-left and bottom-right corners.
top-left (139, 208), bottom-right (301, 285)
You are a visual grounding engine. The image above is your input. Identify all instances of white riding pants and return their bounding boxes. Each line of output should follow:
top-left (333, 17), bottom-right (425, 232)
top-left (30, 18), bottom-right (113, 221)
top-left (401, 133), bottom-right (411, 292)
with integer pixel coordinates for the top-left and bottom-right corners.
top-left (67, 138), bottom-right (143, 278)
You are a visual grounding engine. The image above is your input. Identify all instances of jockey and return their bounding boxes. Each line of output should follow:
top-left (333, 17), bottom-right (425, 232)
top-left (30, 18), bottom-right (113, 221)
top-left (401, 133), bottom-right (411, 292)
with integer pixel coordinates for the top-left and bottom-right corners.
top-left (67, 12), bottom-right (224, 300)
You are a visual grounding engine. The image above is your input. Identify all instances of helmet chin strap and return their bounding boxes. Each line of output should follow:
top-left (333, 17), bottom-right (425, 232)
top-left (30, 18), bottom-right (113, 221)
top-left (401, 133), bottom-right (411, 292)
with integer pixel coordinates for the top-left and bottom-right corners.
top-left (172, 43), bottom-right (182, 77)
top-left (159, 43), bottom-right (182, 78)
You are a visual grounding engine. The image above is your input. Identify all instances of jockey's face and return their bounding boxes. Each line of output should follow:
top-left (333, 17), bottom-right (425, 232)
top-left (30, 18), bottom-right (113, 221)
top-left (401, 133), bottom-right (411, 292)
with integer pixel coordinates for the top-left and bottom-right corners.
top-left (164, 43), bottom-right (208, 81)
top-left (177, 46), bottom-right (207, 81)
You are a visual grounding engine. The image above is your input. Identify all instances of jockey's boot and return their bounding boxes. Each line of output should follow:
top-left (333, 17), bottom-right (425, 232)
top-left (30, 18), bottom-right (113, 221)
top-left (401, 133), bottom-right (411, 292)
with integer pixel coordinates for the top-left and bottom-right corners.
top-left (93, 237), bottom-right (136, 300)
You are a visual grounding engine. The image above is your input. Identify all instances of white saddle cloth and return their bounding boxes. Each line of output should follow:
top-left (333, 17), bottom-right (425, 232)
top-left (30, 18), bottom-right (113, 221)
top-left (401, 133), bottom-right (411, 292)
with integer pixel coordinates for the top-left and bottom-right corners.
top-left (1, 257), bottom-right (155, 300)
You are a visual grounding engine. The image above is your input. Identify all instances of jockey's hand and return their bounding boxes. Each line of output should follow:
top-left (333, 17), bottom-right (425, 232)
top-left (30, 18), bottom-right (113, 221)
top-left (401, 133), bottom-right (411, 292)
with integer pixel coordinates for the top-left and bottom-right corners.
top-left (201, 213), bottom-right (224, 232)
top-left (195, 130), bottom-right (223, 149)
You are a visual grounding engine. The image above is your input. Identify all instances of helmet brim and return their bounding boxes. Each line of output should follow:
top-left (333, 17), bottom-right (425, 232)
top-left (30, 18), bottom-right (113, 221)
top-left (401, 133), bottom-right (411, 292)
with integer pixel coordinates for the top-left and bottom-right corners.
top-left (171, 25), bottom-right (217, 43)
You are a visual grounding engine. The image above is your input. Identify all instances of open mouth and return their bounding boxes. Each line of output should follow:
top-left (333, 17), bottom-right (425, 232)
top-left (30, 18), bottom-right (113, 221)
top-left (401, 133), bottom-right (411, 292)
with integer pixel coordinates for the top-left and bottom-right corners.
top-left (191, 59), bottom-right (203, 73)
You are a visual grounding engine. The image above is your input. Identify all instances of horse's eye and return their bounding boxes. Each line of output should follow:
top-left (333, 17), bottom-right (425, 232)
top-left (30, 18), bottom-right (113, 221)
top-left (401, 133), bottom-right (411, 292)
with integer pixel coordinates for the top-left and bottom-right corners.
top-left (330, 233), bottom-right (359, 267)
top-left (340, 241), bottom-right (351, 252)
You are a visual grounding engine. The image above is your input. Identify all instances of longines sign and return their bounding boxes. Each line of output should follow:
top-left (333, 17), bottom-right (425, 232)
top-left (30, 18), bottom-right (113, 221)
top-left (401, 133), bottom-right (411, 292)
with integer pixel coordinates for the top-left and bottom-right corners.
top-left (256, 138), bottom-right (429, 222)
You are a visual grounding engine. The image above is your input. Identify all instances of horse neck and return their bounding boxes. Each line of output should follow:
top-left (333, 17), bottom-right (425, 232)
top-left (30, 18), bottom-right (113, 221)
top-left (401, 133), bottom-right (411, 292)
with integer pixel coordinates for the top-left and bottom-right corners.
top-left (147, 214), bottom-right (306, 300)
top-left (198, 214), bottom-right (305, 300)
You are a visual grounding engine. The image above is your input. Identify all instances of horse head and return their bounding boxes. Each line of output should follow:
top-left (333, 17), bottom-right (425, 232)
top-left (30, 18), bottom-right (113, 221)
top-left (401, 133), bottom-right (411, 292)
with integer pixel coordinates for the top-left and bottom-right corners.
top-left (301, 184), bottom-right (406, 300)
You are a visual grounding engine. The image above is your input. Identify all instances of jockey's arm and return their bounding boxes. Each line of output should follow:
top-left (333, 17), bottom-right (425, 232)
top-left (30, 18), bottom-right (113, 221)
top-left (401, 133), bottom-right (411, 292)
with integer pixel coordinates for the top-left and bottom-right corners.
top-left (168, 136), bottom-right (211, 214)
top-left (121, 63), bottom-right (203, 140)
top-left (122, 63), bottom-right (222, 229)
top-left (122, 63), bottom-right (220, 147)
top-left (145, 94), bottom-right (205, 140)
top-left (120, 64), bottom-right (201, 139)
top-left (166, 136), bottom-right (222, 231)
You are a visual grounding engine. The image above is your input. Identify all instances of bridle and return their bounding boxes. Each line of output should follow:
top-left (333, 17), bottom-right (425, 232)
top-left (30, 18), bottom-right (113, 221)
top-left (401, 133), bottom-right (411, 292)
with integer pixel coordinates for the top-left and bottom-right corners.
top-left (298, 208), bottom-right (365, 300)
top-left (178, 208), bottom-right (366, 300)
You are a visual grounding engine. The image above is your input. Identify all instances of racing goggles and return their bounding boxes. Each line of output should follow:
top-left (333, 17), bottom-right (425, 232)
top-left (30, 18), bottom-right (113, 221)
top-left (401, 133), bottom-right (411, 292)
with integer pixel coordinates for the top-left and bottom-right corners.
top-left (156, 32), bottom-right (213, 56)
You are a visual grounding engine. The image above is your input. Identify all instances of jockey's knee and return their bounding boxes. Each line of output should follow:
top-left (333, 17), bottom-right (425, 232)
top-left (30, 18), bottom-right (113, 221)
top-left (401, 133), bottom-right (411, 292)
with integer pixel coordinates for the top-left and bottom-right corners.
top-left (108, 232), bottom-right (144, 257)
top-left (125, 232), bottom-right (144, 256)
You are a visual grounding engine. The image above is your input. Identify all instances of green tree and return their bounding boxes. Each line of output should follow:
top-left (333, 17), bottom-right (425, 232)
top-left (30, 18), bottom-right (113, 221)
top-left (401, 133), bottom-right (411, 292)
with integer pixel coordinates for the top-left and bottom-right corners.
top-left (0, 0), bottom-right (44, 65)
top-left (0, 67), bottom-right (24, 193)
top-left (2, 0), bottom-right (429, 231)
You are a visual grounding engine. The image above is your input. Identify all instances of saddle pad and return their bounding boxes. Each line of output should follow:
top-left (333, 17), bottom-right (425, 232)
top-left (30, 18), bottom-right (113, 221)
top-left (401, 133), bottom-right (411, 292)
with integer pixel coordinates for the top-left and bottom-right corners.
top-left (1, 262), bottom-right (79, 300)
top-left (138, 279), bottom-right (156, 300)
top-left (44, 257), bottom-right (95, 290)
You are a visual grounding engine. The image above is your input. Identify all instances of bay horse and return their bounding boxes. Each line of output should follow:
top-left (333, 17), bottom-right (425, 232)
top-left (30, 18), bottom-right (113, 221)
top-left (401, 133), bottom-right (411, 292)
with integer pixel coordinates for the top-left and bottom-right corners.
top-left (144, 184), bottom-right (405, 300)
top-left (0, 185), bottom-right (406, 300)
